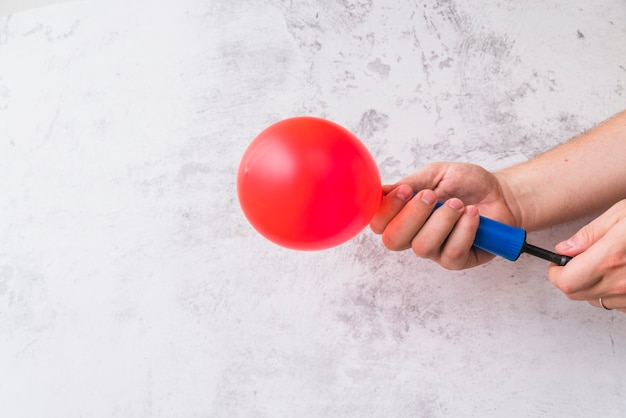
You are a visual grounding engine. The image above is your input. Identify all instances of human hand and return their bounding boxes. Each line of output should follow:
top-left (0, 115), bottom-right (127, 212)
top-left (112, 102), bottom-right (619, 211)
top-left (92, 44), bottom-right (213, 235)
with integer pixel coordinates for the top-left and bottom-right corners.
top-left (370, 162), bottom-right (519, 270)
top-left (549, 200), bottom-right (626, 313)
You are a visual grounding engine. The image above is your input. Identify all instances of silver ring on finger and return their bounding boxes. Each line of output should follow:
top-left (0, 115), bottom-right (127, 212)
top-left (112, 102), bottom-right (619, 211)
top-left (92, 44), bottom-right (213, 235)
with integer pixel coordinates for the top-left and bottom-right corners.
top-left (599, 297), bottom-right (613, 311)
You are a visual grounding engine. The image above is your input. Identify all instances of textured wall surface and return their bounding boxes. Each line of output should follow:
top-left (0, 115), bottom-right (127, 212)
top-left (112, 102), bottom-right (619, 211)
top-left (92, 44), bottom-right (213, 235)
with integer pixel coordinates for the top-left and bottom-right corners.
top-left (1, 1), bottom-right (625, 417)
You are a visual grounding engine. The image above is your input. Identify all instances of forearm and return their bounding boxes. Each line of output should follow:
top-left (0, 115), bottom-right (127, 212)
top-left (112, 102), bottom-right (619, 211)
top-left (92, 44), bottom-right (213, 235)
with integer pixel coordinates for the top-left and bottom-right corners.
top-left (496, 110), bottom-right (626, 231)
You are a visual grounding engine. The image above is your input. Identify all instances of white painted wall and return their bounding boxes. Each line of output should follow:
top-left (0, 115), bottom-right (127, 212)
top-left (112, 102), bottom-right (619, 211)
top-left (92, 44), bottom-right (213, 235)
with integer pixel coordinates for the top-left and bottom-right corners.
top-left (0, 0), bottom-right (72, 15)
top-left (1, 1), bottom-right (625, 416)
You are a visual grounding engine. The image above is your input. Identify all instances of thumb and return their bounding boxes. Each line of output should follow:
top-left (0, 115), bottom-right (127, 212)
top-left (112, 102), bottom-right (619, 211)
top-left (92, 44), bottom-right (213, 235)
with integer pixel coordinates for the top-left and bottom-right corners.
top-left (555, 203), bottom-right (626, 256)
top-left (555, 225), bottom-right (598, 256)
top-left (393, 163), bottom-right (443, 192)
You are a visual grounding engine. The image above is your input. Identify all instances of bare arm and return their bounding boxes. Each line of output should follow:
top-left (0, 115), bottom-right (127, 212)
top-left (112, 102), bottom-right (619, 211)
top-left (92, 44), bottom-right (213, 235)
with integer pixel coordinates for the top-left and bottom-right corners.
top-left (371, 109), bottom-right (626, 311)
top-left (496, 110), bottom-right (626, 231)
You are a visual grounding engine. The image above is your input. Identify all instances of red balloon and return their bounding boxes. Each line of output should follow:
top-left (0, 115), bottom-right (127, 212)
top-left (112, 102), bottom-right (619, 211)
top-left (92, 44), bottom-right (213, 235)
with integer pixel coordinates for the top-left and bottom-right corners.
top-left (237, 117), bottom-right (382, 250)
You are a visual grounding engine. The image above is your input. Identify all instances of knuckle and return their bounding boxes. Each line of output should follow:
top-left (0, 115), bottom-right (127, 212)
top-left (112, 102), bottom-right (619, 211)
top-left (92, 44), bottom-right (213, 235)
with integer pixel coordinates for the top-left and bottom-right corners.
top-left (381, 232), bottom-right (404, 251)
top-left (440, 248), bottom-right (467, 270)
top-left (411, 239), bottom-right (436, 259)
top-left (601, 250), bottom-right (626, 271)
top-left (444, 245), bottom-right (465, 262)
top-left (369, 223), bottom-right (383, 235)
top-left (553, 278), bottom-right (578, 297)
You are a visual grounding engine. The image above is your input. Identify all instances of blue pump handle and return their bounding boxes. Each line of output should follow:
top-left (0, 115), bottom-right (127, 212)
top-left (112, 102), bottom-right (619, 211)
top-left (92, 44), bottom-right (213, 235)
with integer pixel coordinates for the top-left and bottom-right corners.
top-left (434, 202), bottom-right (526, 261)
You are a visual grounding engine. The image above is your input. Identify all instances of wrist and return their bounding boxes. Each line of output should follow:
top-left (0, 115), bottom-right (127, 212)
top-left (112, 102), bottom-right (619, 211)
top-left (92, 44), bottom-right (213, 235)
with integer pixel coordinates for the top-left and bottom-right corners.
top-left (493, 169), bottom-right (535, 230)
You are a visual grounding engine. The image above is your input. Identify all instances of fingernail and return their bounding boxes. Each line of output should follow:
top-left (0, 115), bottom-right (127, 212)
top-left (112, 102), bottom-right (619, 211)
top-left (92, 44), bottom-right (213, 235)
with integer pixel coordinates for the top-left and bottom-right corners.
top-left (447, 198), bottom-right (463, 210)
top-left (395, 185), bottom-right (413, 201)
top-left (466, 205), bottom-right (479, 217)
top-left (556, 238), bottom-right (575, 252)
top-left (420, 190), bottom-right (436, 205)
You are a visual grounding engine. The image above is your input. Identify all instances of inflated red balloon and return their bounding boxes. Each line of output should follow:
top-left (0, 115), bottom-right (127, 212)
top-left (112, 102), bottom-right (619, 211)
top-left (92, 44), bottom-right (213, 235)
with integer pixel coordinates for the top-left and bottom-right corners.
top-left (237, 117), bottom-right (382, 250)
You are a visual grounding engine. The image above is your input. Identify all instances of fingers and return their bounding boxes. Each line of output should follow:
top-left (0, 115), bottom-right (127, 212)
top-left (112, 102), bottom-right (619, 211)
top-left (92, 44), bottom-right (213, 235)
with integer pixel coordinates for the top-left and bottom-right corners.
top-left (588, 296), bottom-right (626, 313)
top-left (412, 199), bottom-right (482, 269)
top-left (394, 163), bottom-right (444, 196)
top-left (547, 252), bottom-right (603, 298)
top-left (411, 198), bottom-right (466, 257)
top-left (370, 184), bottom-right (415, 235)
top-left (379, 189), bottom-right (438, 251)
top-left (555, 200), bottom-right (626, 256)
top-left (439, 205), bottom-right (481, 268)
top-left (549, 235), bottom-right (626, 299)
top-left (548, 208), bottom-right (626, 298)
top-left (369, 185), bottom-right (481, 269)
top-left (548, 202), bottom-right (626, 314)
